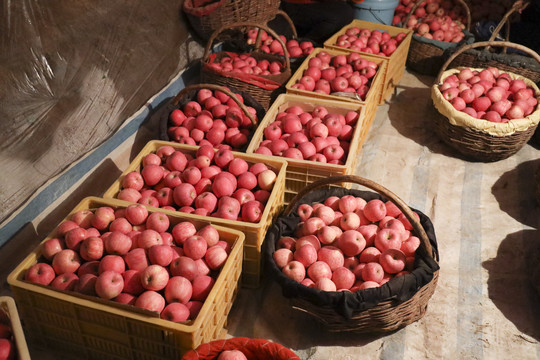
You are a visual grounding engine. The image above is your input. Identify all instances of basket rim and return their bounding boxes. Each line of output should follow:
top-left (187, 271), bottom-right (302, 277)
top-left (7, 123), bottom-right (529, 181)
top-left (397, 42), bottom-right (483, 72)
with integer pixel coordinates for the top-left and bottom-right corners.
top-left (432, 66), bottom-right (540, 136)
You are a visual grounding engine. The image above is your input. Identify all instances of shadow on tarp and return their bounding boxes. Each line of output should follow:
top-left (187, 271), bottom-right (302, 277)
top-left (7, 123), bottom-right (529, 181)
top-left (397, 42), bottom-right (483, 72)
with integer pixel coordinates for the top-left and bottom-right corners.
top-left (491, 158), bottom-right (540, 229)
top-left (482, 229), bottom-right (540, 341)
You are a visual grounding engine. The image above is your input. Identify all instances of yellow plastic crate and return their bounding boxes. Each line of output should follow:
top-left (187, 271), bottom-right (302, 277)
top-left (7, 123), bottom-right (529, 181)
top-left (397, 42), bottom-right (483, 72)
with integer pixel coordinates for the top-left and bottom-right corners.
top-left (245, 93), bottom-right (371, 204)
top-left (324, 19), bottom-right (413, 104)
top-left (0, 297), bottom-right (31, 360)
top-left (102, 141), bottom-right (287, 288)
top-left (285, 47), bottom-right (386, 129)
top-left (7, 197), bottom-right (244, 359)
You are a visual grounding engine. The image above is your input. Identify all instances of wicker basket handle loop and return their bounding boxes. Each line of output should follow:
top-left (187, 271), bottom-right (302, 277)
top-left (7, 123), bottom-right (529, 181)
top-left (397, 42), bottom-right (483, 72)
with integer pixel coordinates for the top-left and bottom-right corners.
top-left (269, 10), bottom-right (298, 39)
top-left (436, 40), bottom-right (540, 84)
top-left (403, 0), bottom-right (471, 31)
top-left (487, 0), bottom-right (529, 53)
top-left (172, 83), bottom-right (257, 125)
top-left (203, 21), bottom-right (291, 73)
top-left (283, 175), bottom-right (434, 258)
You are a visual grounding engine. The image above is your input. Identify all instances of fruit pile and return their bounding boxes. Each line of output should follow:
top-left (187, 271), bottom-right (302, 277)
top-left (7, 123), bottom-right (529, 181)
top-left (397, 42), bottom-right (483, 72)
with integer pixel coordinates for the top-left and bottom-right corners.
top-left (273, 195), bottom-right (420, 291)
top-left (117, 145), bottom-right (278, 222)
top-left (330, 27), bottom-right (408, 57)
top-left (439, 67), bottom-right (538, 122)
top-left (206, 53), bottom-right (286, 76)
top-left (291, 51), bottom-right (379, 99)
top-left (394, 0), bottom-right (467, 42)
top-left (246, 29), bottom-right (315, 58)
top-left (0, 313), bottom-right (15, 360)
top-left (167, 88), bottom-right (257, 150)
top-left (24, 206), bottom-right (233, 322)
top-left (254, 104), bottom-right (359, 164)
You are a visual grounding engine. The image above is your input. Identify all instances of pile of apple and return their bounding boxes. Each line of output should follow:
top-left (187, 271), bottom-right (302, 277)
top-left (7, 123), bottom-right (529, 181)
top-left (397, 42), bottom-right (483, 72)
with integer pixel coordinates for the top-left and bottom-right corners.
top-left (439, 67), bottom-right (538, 122)
top-left (290, 51), bottom-right (379, 100)
top-left (246, 28), bottom-right (315, 58)
top-left (206, 53), bottom-right (286, 76)
top-left (0, 315), bottom-right (15, 360)
top-left (393, 0), bottom-right (467, 26)
top-left (393, 0), bottom-right (467, 42)
top-left (167, 88), bottom-right (257, 150)
top-left (117, 144), bottom-right (278, 223)
top-left (331, 27), bottom-right (408, 57)
top-left (273, 195), bottom-right (422, 291)
top-left (254, 104), bottom-right (359, 164)
top-left (24, 205), bottom-right (234, 323)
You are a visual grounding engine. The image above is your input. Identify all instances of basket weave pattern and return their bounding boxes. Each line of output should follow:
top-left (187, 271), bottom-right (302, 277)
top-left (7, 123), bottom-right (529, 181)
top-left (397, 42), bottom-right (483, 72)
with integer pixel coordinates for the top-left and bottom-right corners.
top-left (292, 272), bottom-right (439, 332)
top-left (184, 0), bottom-right (280, 41)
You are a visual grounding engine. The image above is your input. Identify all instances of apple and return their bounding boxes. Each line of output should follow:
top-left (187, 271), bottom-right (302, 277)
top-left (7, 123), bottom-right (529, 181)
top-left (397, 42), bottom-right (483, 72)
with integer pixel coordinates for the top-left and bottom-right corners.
top-left (41, 238), bottom-right (65, 260)
top-left (332, 266), bottom-right (355, 290)
top-left (374, 228), bottom-right (402, 252)
top-left (317, 245), bottom-right (345, 271)
top-left (361, 262), bottom-right (384, 283)
top-left (140, 264), bottom-right (169, 291)
top-left (161, 302), bottom-right (190, 322)
top-left (191, 275), bottom-right (215, 301)
top-left (337, 230), bottom-right (366, 257)
top-left (95, 270), bottom-right (124, 299)
top-left (282, 261), bottom-right (306, 282)
top-left (164, 276), bottom-right (192, 304)
top-left (25, 263), bottom-right (56, 285)
top-left (379, 248), bottom-right (407, 274)
top-left (135, 290), bottom-right (166, 313)
top-left (52, 249), bottom-right (81, 274)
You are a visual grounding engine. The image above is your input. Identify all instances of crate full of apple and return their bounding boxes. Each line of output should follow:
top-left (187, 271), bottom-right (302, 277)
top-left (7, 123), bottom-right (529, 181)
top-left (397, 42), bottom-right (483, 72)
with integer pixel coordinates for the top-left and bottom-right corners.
top-left (431, 66), bottom-right (540, 161)
top-left (8, 197), bottom-right (245, 359)
top-left (0, 297), bottom-right (30, 360)
top-left (103, 141), bottom-right (287, 288)
top-left (265, 175), bottom-right (439, 332)
top-left (285, 47), bottom-right (385, 127)
top-left (246, 93), bottom-right (373, 204)
top-left (324, 19), bottom-right (413, 104)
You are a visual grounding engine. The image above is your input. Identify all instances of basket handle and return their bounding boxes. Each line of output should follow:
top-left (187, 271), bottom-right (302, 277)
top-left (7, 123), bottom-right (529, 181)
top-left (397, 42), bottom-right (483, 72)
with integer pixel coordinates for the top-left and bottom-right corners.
top-left (269, 10), bottom-right (298, 39)
top-left (487, 0), bottom-right (529, 53)
top-left (402, 0), bottom-right (471, 31)
top-left (171, 83), bottom-right (257, 125)
top-left (283, 175), bottom-right (434, 258)
top-left (203, 21), bottom-right (291, 73)
top-left (436, 40), bottom-right (540, 84)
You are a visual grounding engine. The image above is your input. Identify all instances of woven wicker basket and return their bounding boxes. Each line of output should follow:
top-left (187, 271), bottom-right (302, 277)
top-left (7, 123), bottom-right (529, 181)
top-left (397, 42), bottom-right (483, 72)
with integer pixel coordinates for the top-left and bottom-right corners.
top-left (403, 0), bottom-right (473, 76)
top-left (266, 175), bottom-right (440, 333)
top-left (181, 337), bottom-right (301, 360)
top-left (158, 83), bottom-right (264, 151)
top-left (432, 41), bottom-right (540, 162)
top-left (183, 0), bottom-right (280, 41)
top-left (444, 1), bottom-right (540, 83)
top-left (201, 22), bottom-right (292, 110)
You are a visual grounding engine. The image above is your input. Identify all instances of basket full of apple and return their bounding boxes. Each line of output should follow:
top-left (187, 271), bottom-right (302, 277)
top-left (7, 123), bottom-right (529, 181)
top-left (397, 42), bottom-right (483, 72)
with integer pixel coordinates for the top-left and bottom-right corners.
top-left (8, 197), bottom-right (245, 358)
top-left (201, 22), bottom-right (292, 110)
top-left (431, 41), bottom-right (540, 162)
top-left (159, 84), bottom-right (265, 151)
top-left (398, 0), bottom-right (473, 76)
top-left (265, 175), bottom-right (439, 333)
top-left (181, 337), bottom-right (301, 360)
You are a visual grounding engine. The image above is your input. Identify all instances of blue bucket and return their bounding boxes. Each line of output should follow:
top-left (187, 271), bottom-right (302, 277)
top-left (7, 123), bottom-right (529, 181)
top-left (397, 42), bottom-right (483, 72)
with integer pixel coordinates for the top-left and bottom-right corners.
top-left (352, 0), bottom-right (399, 26)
